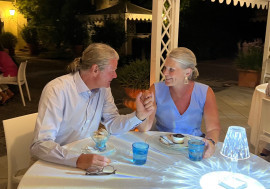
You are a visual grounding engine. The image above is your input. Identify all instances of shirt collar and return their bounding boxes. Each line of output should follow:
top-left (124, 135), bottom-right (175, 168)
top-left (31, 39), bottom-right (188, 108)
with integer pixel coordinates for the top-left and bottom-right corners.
top-left (73, 71), bottom-right (99, 94)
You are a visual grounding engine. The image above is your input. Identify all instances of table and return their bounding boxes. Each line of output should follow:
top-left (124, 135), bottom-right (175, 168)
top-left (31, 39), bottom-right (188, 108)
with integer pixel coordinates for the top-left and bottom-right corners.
top-left (18, 131), bottom-right (270, 189)
top-left (248, 83), bottom-right (269, 146)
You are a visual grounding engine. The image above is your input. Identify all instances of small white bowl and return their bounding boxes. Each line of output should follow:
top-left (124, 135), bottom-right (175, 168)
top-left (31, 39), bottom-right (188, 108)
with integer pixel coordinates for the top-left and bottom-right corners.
top-left (171, 134), bottom-right (185, 144)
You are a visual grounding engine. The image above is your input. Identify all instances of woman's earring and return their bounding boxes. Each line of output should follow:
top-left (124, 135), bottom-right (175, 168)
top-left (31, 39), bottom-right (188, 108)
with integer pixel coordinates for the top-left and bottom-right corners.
top-left (184, 76), bottom-right (188, 84)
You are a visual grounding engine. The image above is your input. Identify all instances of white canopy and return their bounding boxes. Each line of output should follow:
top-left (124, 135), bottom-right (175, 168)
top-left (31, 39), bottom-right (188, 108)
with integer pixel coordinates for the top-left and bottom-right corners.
top-left (84, 1), bottom-right (152, 55)
top-left (87, 1), bottom-right (152, 22)
top-left (211, 0), bottom-right (269, 9)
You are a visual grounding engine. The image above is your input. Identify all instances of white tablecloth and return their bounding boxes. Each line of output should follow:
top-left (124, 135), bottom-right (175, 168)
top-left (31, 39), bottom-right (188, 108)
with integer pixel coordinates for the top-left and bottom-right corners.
top-left (18, 131), bottom-right (270, 189)
top-left (248, 83), bottom-right (269, 146)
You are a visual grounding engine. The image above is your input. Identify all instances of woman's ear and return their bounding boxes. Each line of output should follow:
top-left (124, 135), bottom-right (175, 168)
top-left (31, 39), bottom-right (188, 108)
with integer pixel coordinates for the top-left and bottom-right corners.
top-left (185, 68), bottom-right (192, 77)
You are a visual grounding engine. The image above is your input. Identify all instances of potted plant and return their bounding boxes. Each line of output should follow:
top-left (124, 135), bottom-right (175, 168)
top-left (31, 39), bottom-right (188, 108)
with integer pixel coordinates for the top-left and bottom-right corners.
top-left (21, 25), bottom-right (39, 55)
top-left (0, 32), bottom-right (17, 56)
top-left (117, 59), bottom-right (150, 110)
top-left (235, 40), bottom-right (263, 88)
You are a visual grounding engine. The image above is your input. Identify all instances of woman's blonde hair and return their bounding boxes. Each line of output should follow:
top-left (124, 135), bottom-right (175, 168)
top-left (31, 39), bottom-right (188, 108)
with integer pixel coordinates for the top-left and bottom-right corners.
top-left (167, 47), bottom-right (199, 80)
top-left (67, 43), bottom-right (119, 73)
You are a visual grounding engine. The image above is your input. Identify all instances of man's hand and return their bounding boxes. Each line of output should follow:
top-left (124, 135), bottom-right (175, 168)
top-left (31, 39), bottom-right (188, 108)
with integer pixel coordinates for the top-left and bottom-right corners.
top-left (202, 139), bottom-right (215, 158)
top-left (76, 154), bottom-right (111, 170)
top-left (135, 90), bottom-right (155, 121)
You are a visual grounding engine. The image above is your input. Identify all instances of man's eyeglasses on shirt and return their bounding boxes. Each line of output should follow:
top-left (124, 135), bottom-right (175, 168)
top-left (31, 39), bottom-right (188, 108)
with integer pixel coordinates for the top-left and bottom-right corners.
top-left (85, 165), bottom-right (116, 176)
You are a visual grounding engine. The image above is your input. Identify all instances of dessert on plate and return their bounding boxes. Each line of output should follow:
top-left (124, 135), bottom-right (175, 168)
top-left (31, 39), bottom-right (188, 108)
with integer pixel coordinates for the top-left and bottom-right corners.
top-left (159, 133), bottom-right (186, 145)
top-left (171, 134), bottom-right (185, 144)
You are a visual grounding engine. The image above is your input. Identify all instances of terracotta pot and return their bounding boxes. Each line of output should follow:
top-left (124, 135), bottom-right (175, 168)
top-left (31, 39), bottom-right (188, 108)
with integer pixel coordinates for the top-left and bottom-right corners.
top-left (124, 88), bottom-right (145, 99)
top-left (237, 69), bottom-right (261, 88)
top-left (123, 99), bottom-right (136, 110)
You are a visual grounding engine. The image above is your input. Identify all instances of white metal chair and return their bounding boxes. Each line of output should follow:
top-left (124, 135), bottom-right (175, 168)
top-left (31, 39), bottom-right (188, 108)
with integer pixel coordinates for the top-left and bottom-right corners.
top-left (254, 98), bottom-right (270, 155)
top-left (3, 113), bottom-right (38, 189)
top-left (263, 58), bottom-right (270, 83)
top-left (0, 60), bottom-right (31, 106)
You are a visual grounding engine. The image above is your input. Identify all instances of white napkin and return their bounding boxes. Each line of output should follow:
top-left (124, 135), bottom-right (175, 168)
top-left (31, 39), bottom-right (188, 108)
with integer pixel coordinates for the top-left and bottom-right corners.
top-left (159, 135), bottom-right (174, 145)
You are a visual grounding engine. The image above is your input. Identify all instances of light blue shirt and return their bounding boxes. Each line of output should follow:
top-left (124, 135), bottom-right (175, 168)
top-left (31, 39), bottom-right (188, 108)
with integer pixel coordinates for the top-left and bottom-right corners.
top-left (155, 82), bottom-right (208, 136)
top-left (31, 72), bottom-right (142, 167)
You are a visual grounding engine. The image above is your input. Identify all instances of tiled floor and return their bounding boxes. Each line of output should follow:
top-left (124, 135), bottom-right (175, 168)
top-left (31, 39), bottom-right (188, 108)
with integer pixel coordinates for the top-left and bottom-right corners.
top-left (215, 85), bottom-right (254, 148)
top-left (199, 85), bottom-right (254, 152)
top-left (0, 85), bottom-right (255, 188)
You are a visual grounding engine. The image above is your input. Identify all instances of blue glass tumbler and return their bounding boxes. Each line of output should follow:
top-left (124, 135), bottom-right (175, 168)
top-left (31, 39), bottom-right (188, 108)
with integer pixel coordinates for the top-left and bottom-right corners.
top-left (188, 139), bottom-right (205, 161)
top-left (132, 142), bottom-right (149, 165)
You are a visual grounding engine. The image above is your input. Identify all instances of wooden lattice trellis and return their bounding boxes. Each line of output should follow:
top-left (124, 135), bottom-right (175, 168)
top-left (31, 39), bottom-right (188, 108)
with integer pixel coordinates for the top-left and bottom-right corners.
top-left (150, 0), bottom-right (180, 84)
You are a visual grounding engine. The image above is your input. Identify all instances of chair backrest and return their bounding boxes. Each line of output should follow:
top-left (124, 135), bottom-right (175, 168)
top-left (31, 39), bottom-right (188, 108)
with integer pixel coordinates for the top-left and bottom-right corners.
top-left (260, 98), bottom-right (270, 135)
top-left (3, 113), bottom-right (38, 189)
top-left (263, 58), bottom-right (270, 83)
top-left (17, 61), bottom-right (27, 84)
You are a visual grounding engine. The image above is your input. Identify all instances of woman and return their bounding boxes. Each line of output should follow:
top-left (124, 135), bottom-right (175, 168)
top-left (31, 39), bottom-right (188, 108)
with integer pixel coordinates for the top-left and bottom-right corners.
top-left (0, 45), bottom-right (17, 104)
top-left (137, 47), bottom-right (221, 158)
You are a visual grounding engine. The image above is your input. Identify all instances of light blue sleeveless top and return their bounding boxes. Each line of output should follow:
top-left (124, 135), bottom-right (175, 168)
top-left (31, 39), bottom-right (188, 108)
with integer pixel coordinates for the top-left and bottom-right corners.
top-left (155, 82), bottom-right (208, 136)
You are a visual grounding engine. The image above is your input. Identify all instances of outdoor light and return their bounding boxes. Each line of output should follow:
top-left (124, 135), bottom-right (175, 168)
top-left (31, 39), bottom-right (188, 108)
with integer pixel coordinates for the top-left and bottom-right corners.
top-left (200, 126), bottom-right (263, 189)
top-left (219, 126), bottom-right (250, 188)
top-left (221, 126), bottom-right (250, 160)
top-left (9, 9), bottom-right (15, 16)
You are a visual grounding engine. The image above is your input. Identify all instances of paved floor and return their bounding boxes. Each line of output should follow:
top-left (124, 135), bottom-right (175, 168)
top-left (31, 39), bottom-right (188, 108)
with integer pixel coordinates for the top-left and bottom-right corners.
top-left (0, 53), bottom-right (256, 188)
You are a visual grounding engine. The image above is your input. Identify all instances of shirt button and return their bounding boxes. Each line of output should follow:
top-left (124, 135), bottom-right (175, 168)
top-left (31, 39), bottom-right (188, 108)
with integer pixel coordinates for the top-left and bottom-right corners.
top-left (86, 120), bottom-right (90, 124)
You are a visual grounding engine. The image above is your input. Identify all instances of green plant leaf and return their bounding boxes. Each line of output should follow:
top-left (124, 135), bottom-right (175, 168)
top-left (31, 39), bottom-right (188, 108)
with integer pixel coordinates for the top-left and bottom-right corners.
top-left (117, 59), bottom-right (150, 90)
top-left (235, 46), bottom-right (263, 71)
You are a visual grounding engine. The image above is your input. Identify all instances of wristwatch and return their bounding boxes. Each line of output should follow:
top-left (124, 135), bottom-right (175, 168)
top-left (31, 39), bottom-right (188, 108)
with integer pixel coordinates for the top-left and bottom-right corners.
top-left (206, 138), bottom-right (216, 145)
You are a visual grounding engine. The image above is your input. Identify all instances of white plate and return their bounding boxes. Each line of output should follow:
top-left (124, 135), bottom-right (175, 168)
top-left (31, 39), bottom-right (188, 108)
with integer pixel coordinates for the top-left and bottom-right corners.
top-left (145, 133), bottom-right (190, 155)
top-left (81, 143), bottom-right (116, 156)
top-left (159, 134), bottom-right (189, 150)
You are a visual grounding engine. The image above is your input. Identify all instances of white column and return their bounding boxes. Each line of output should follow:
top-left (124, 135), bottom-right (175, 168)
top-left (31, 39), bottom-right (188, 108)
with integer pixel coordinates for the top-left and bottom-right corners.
top-left (150, 0), bottom-right (180, 85)
top-left (261, 1), bottom-right (270, 83)
top-left (171, 0), bottom-right (180, 49)
top-left (124, 16), bottom-right (128, 55)
top-left (150, 0), bottom-right (163, 85)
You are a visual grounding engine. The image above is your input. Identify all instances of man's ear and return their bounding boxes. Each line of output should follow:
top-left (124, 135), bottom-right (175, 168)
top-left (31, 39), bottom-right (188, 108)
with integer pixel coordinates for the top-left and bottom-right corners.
top-left (92, 64), bottom-right (99, 74)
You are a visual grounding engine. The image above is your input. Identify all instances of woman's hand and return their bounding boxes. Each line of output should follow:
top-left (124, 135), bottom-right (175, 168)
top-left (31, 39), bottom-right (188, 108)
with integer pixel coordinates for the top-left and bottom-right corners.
top-left (202, 138), bottom-right (216, 158)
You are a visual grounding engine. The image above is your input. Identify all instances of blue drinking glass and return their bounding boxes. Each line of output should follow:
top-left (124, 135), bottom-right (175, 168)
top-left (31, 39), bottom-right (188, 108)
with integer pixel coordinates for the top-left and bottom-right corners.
top-left (188, 139), bottom-right (205, 161)
top-left (132, 142), bottom-right (149, 165)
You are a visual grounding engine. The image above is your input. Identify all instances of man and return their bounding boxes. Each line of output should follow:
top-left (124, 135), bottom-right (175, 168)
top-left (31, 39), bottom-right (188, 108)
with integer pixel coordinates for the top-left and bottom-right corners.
top-left (31, 43), bottom-right (154, 170)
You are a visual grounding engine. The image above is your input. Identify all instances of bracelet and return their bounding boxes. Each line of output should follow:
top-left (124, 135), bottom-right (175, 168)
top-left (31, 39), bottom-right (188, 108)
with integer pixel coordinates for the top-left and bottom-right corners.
top-left (206, 138), bottom-right (216, 145)
top-left (140, 118), bottom-right (146, 122)
top-left (135, 112), bottom-right (146, 122)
